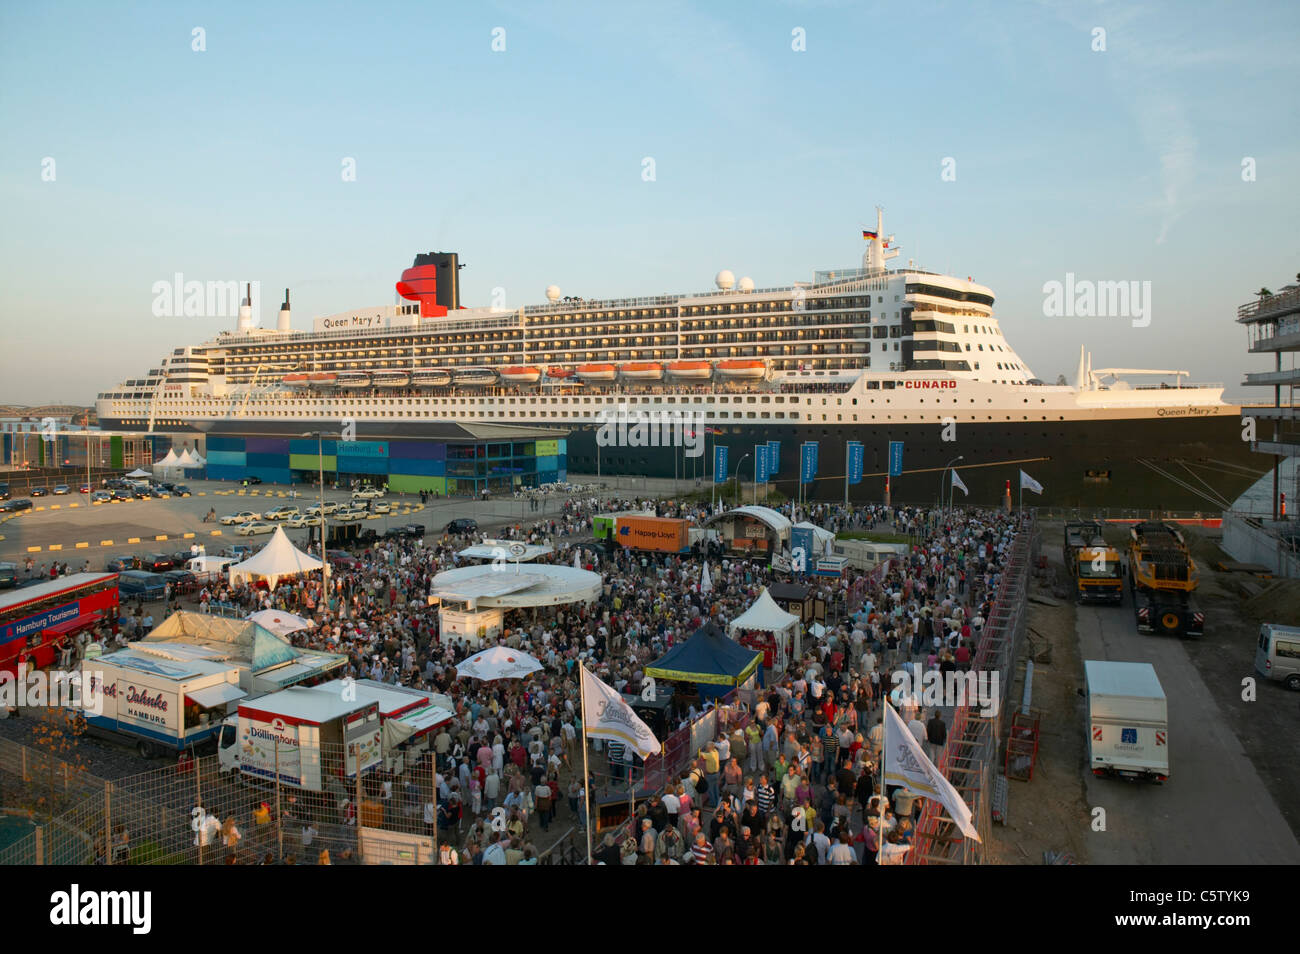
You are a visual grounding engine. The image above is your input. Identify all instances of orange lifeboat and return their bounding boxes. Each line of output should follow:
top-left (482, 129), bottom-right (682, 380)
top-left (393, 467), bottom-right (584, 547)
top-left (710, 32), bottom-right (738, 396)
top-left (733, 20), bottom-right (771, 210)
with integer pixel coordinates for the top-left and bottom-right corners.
top-left (546, 366), bottom-right (574, 379)
top-left (499, 366), bottom-right (542, 386)
top-left (283, 373), bottom-right (310, 388)
top-left (619, 362), bottom-right (664, 382)
top-left (576, 363), bottom-right (617, 383)
top-left (666, 360), bottom-right (713, 381)
top-left (715, 359), bottom-right (766, 380)
top-left (307, 372), bottom-right (338, 388)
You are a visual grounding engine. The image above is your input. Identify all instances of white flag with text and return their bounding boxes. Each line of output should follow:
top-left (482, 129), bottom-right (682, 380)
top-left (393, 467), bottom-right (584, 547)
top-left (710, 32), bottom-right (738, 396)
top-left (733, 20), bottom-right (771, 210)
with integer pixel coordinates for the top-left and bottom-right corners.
top-left (581, 666), bottom-right (661, 759)
top-left (883, 701), bottom-right (981, 843)
top-left (951, 470), bottom-right (969, 496)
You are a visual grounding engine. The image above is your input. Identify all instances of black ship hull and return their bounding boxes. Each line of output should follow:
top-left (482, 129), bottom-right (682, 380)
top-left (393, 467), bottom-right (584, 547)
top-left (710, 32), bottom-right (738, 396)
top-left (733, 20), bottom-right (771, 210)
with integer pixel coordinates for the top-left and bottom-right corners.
top-left (102, 412), bottom-right (1264, 510)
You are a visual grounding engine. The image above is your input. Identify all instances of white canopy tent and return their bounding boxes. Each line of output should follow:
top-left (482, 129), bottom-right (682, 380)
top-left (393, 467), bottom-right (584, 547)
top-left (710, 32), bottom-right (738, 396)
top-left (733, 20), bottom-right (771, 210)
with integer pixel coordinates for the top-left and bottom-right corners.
top-left (176, 448), bottom-right (199, 469)
top-left (125, 468), bottom-right (153, 479)
top-left (727, 587), bottom-right (802, 671)
top-left (246, 609), bottom-right (313, 637)
top-left (228, 526), bottom-right (324, 589)
top-left (793, 521), bottom-right (835, 549)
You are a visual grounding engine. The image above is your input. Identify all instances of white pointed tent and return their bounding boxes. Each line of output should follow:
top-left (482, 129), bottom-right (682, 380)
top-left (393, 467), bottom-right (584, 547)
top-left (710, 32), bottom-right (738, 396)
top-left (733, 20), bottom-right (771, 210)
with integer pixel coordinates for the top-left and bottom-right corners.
top-left (727, 586), bottom-right (802, 671)
top-left (176, 448), bottom-right (198, 469)
top-left (227, 526), bottom-right (323, 589)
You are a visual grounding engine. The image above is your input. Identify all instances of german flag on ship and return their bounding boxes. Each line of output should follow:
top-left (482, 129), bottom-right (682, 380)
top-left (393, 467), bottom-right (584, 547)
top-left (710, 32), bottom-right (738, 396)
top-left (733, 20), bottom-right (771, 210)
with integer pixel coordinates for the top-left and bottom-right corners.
top-left (862, 229), bottom-right (878, 240)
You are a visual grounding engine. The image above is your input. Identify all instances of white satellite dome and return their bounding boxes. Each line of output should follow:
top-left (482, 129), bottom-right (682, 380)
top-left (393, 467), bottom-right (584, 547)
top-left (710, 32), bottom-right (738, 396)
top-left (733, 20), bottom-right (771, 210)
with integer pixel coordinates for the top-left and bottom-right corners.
top-left (545, 285), bottom-right (561, 302)
top-left (715, 269), bottom-right (735, 290)
top-left (738, 276), bottom-right (754, 292)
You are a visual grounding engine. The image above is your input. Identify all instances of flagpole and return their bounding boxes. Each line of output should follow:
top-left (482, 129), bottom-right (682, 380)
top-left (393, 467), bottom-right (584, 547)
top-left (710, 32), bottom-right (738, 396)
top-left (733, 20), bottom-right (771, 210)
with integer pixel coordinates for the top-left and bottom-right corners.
top-left (877, 700), bottom-right (887, 865)
top-left (579, 661), bottom-right (593, 865)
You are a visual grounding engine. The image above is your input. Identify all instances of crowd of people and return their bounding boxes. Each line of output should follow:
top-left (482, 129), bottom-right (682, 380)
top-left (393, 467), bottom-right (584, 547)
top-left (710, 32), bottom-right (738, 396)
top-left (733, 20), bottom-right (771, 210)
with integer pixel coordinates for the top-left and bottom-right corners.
top-left (76, 485), bottom-right (1024, 864)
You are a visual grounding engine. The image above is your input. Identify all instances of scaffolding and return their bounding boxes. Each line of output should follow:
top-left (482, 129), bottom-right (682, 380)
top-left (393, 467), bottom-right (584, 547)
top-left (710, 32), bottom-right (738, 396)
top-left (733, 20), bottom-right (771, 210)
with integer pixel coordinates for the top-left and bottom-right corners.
top-left (907, 512), bottom-right (1038, 864)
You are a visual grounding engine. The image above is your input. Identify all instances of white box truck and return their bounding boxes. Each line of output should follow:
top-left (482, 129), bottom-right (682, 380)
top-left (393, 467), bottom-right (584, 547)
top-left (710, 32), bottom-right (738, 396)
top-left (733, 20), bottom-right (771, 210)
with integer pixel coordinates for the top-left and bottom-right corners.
top-left (217, 685), bottom-right (382, 792)
top-left (82, 651), bottom-right (247, 758)
top-left (1084, 660), bottom-right (1169, 782)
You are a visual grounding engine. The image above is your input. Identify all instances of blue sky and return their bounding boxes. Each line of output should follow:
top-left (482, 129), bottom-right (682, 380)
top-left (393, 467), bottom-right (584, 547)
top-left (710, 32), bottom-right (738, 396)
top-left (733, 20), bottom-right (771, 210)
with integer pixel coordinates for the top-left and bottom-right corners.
top-left (1, 0), bottom-right (1297, 403)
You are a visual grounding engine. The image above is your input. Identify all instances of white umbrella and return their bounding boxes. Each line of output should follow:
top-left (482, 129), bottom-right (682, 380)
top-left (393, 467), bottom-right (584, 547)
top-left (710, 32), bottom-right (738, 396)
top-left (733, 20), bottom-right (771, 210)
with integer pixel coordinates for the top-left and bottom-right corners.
top-left (454, 646), bottom-right (543, 681)
top-left (246, 609), bottom-right (313, 637)
top-left (700, 561), bottom-right (712, 595)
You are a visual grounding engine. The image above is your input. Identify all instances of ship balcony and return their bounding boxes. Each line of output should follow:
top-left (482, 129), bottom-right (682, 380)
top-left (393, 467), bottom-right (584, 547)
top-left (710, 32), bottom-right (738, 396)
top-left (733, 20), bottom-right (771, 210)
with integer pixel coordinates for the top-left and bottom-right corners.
top-left (1237, 286), bottom-right (1300, 323)
top-left (1244, 406), bottom-right (1300, 422)
top-left (1242, 369), bottom-right (1300, 387)
top-left (1252, 440), bottom-right (1300, 457)
top-left (1247, 329), bottom-right (1300, 354)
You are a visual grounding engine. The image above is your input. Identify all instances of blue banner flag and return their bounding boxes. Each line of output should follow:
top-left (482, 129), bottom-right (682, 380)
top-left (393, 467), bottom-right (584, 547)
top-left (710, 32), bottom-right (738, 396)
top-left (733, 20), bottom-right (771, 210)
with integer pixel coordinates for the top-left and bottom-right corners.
top-left (755, 444), bottom-right (770, 483)
top-left (714, 444), bottom-right (729, 483)
top-left (888, 441), bottom-right (904, 478)
top-left (790, 526), bottom-right (815, 575)
top-left (847, 441), bottom-right (864, 485)
top-left (800, 442), bottom-right (819, 484)
top-left (766, 440), bottom-right (780, 476)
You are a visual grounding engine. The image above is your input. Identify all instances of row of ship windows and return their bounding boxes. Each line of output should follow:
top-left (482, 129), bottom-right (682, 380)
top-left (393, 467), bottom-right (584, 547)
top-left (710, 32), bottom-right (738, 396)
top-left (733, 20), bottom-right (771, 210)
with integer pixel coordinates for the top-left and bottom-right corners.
top-left (121, 411), bottom-right (1070, 426)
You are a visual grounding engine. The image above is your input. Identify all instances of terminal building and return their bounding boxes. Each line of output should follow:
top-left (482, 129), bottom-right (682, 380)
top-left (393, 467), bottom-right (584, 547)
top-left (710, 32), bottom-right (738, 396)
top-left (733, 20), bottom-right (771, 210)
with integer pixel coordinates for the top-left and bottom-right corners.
top-left (203, 427), bottom-right (569, 496)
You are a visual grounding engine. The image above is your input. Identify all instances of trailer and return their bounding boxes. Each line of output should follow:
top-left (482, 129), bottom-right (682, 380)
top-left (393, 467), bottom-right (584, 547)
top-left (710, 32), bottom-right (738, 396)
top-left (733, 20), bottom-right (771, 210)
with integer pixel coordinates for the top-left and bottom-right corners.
top-left (217, 684), bottom-right (382, 792)
top-left (1084, 660), bottom-right (1169, 782)
top-left (613, 515), bottom-right (691, 553)
top-left (81, 651), bottom-right (247, 758)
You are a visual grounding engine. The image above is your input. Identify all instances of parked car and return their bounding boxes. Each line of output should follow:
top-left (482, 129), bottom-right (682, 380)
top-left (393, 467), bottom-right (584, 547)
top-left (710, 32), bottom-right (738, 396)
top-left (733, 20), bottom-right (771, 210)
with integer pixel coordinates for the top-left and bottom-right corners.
top-left (351, 487), bottom-right (385, 499)
top-left (117, 570), bottom-right (167, 601)
top-left (263, 506), bottom-right (300, 521)
top-left (235, 521), bottom-right (276, 536)
top-left (172, 485), bottom-right (193, 497)
top-left (90, 490), bottom-right (112, 503)
top-left (0, 483), bottom-right (9, 500)
top-left (110, 489), bottom-right (133, 502)
top-left (220, 511), bottom-right (258, 525)
top-left (141, 553), bottom-right (174, 572)
top-left (244, 477), bottom-right (263, 485)
top-left (132, 487), bottom-right (152, 499)
top-left (371, 501), bottom-right (392, 514)
top-left (162, 569), bottom-right (197, 591)
top-left (334, 507), bottom-right (368, 522)
top-left (285, 514), bottom-right (323, 528)
top-left (106, 555), bottom-right (138, 572)
top-left (79, 483), bottom-right (92, 494)
top-left (52, 484), bottom-right (70, 495)
top-left (306, 501), bottom-right (342, 516)
top-left (150, 486), bottom-right (172, 498)
top-left (1, 499), bottom-right (34, 513)
top-left (29, 486), bottom-right (49, 497)
top-left (0, 563), bottom-right (18, 588)
top-left (444, 518), bottom-right (478, 534)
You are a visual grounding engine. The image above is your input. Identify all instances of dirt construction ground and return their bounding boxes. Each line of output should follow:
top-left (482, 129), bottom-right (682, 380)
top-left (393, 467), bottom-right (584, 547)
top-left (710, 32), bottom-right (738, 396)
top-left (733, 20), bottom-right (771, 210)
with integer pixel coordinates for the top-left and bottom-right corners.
top-left (987, 520), bottom-right (1300, 865)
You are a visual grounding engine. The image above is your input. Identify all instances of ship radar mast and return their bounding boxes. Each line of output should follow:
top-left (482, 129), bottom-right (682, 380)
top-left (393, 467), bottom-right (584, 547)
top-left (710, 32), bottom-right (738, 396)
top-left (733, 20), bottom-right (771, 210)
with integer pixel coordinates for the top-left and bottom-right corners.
top-left (862, 205), bottom-right (900, 273)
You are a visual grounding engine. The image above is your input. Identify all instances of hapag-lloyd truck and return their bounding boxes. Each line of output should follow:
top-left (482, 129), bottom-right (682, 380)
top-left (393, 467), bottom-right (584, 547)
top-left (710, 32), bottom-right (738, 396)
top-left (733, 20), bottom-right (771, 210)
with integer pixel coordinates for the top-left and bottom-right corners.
top-left (81, 651), bottom-right (247, 758)
top-left (218, 685), bottom-right (382, 791)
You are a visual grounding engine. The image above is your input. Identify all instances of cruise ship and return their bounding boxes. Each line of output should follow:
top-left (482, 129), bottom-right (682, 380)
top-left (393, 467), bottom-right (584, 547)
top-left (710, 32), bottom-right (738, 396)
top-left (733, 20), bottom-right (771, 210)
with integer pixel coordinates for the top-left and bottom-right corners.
top-left (96, 214), bottom-right (1262, 508)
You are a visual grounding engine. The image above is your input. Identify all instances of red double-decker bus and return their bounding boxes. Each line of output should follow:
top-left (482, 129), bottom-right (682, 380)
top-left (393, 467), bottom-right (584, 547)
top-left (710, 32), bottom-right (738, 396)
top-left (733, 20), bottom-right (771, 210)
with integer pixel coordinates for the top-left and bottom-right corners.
top-left (0, 573), bottom-right (120, 676)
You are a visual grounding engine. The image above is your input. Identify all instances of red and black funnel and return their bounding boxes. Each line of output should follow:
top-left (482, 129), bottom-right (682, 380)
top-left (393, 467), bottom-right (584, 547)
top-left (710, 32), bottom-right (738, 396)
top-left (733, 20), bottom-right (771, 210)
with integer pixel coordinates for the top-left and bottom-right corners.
top-left (396, 251), bottom-right (461, 317)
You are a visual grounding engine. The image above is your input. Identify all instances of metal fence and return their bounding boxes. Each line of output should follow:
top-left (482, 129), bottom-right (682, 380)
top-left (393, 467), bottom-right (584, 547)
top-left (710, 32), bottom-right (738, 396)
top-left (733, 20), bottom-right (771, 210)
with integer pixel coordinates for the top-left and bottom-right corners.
top-left (907, 512), bottom-right (1038, 865)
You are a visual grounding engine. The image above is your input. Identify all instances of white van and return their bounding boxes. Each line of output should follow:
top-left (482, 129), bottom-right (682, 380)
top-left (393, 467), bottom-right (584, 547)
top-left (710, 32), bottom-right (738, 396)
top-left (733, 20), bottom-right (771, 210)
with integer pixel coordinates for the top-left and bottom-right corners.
top-left (1255, 624), bottom-right (1300, 691)
top-left (186, 555), bottom-right (234, 583)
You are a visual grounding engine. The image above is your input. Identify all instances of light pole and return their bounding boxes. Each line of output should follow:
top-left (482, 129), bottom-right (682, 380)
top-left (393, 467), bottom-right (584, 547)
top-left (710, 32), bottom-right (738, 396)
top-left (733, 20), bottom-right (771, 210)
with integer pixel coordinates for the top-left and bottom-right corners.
top-left (732, 453), bottom-right (749, 510)
top-left (939, 455), bottom-right (963, 520)
top-left (301, 431), bottom-right (337, 590)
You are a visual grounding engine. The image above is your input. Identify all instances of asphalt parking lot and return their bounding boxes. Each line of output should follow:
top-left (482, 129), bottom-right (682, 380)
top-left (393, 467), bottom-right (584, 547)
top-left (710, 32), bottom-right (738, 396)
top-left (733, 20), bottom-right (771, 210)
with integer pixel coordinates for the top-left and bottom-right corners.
top-left (0, 479), bottom-right (575, 569)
